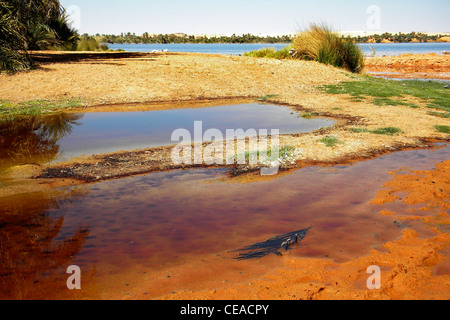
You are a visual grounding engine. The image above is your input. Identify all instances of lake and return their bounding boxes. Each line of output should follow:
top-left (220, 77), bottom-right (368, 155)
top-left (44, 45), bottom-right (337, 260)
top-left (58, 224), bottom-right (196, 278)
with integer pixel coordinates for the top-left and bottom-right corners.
top-left (106, 42), bottom-right (450, 57)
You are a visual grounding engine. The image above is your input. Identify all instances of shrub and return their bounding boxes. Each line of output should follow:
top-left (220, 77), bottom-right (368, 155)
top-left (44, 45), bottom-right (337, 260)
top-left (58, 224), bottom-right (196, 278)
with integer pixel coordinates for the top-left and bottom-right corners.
top-left (293, 24), bottom-right (364, 73)
top-left (76, 38), bottom-right (101, 51)
top-left (244, 45), bottom-right (293, 59)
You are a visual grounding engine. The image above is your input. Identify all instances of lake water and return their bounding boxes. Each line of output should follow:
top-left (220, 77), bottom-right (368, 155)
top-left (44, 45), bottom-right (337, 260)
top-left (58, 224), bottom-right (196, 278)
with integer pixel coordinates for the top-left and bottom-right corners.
top-left (0, 103), bottom-right (334, 167)
top-left (107, 42), bottom-right (450, 57)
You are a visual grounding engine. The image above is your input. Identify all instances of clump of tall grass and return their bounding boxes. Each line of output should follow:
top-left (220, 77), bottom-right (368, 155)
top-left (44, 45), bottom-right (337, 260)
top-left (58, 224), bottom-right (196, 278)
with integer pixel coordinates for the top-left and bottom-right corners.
top-left (293, 24), bottom-right (364, 73)
top-left (51, 36), bottom-right (109, 51)
top-left (76, 37), bottom-right (108, 51)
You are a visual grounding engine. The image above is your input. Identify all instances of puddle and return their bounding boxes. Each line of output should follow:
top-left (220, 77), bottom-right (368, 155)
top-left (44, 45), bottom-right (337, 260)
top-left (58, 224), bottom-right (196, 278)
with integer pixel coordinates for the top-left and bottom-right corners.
top-left (0, 103), bottom-right (334, 169)
top-left (0, 143), bottom-right (447, 299)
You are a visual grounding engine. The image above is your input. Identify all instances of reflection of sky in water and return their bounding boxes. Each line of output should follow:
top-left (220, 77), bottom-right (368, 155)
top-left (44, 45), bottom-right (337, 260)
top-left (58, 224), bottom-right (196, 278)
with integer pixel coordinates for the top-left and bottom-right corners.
top-left (56, 103), bottom-right (334, 161)
top-left (1, 140), bottom-right (447, 298)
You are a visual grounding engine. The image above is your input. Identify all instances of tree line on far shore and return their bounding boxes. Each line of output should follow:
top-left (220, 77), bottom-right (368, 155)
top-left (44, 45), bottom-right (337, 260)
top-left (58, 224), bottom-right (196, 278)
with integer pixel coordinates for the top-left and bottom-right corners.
top-left (99, 31), bottom-right (448, 45)
top-left (100, 33), bottom-right (293, 44)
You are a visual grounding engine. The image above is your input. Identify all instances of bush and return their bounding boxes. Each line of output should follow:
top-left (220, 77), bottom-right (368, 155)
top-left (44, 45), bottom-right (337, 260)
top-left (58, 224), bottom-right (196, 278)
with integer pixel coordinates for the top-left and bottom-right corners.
top-left (75, 37), bottom-right (108, 51)
top-left (293, 24), bottom-right (364, 73)
top-left (244, 46), bottom-right (293, 59)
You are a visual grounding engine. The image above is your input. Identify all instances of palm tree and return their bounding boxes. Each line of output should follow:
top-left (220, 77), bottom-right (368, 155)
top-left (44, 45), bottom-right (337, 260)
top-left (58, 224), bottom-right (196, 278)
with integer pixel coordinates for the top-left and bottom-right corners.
top-left (0, 0), bottom-right (78, 72)
top-left (0, 1), bottom-right (33, 72)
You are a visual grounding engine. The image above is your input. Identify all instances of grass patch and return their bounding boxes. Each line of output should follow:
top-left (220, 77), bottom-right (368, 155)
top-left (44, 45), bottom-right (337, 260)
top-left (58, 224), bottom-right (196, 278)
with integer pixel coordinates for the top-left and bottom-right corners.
top-left (435, 125), bottom-right (450, 134)
top-left (0, 99), bottom-right (85, 121)
top-left (349, 127), bottom-right (402, 135)
top-left (349, 127), bottom-right (369, 133)
top-left (319, 136), bottom-right (343, 147)
top-left (372, 97), bottom-right (419, 108)
top-left (300, 112), bottom-right (319, 119)
top-left (428, 111), bottom-right (450, 118)
top-left (244, 46), bottom-right (293, 60)
top-left (322, 76), bottom-right (449, 112)
top-left (257, 94), bottom-right (278, 101)
top-left (370, 127), bottom-right (402, 135)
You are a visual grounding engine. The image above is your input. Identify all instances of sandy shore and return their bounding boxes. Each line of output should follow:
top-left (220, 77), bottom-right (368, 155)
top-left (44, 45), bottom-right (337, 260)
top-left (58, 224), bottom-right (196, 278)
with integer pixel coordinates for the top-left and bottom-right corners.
top-left (0, 51), bottom-right (449, 300)
top-left (364, 53), bottom-right (450, 80)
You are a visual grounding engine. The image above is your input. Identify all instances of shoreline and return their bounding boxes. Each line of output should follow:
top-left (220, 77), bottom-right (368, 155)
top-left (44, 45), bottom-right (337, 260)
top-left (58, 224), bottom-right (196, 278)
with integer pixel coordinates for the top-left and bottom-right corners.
top-left (364, 53), bottom-right (450, 80)
top-left (0, 51), bottom-right (449, 300)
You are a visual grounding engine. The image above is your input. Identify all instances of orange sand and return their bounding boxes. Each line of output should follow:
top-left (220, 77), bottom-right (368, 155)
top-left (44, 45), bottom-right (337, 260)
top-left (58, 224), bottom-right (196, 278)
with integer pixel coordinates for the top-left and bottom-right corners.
top-left (364, 53), bottom-right (450, 80)
top-left (158, 160), bottom-right (450, 300)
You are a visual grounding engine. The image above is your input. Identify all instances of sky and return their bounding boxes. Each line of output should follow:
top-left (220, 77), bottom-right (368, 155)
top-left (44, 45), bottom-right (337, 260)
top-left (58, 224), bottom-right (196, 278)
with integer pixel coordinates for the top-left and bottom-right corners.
top-left (60, 0), bottom-right (450, 36)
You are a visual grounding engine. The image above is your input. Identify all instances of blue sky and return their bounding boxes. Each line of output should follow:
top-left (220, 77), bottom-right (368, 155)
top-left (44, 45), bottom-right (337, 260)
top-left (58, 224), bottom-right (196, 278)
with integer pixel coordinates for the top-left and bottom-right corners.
top-left (60, 0), bottom-right (450, 35)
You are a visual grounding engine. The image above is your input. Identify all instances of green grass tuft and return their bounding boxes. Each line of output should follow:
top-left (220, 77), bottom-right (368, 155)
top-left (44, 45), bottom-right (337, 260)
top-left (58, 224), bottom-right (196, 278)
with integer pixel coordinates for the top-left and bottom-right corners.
top-left (257, 94), bottom-right (278, 101)
top-left (319, 136), bottom-right (343, 147)
top-left (300, 112), bottom-right (319, 119)
top-left (428, 111), bottom-right (450, 118)
top-left (349, 127), bottom-right (369, 133)
top-left (435, 125), bottom-right (450, 134)
top-left (370, 127), bottom-right (402, 135)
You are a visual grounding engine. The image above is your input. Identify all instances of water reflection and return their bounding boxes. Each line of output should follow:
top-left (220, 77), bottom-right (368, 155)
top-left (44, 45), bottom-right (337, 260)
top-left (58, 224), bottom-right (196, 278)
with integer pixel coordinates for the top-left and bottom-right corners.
top-left (0, 187), bottom-right (89, 299)
top-left (0, 113), bottom-right (83, 169)
top-left (1, 143), bottom-right (447, 299)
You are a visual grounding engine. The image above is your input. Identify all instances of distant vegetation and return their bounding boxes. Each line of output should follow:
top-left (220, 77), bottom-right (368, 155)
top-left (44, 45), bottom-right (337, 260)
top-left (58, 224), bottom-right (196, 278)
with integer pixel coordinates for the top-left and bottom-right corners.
top-left (350, 32), bottom-right (448, 43)
top-left (98, 31), bottom-right (448, 45)
top-left (100, 33), bottom-right (293, 44)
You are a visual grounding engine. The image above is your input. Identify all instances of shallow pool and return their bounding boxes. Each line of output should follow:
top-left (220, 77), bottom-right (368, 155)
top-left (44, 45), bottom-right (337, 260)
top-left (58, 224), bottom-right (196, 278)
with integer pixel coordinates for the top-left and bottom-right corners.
top-left (0, 103), bottom-right (334, 168)
top-left (0, 143), bottom-right (447, 299)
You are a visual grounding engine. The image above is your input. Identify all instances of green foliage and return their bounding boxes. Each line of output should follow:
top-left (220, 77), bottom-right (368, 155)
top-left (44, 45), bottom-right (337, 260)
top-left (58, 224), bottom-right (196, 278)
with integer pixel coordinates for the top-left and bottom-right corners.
top-left (370, 127), bottom-right (402, 135)
top-left (351, 32), bottom-right (448, 43)
top-left (322, 76), bottom-right (450, 112)
top-left (100, 32), bottom-right (294, 44)
top-left (300, 112), bottom-right (319, 119)
top-left (0, 99), bottom-right (85, 121)
top-left (319, 136), bottom-right (343, 147)
top-left (435, 125), bottom-right (450, 134)
top-left (256, 94), bottom-right (278, 101)
top-left (293, 24), bottom-right (364, 73)
top-left (428, 111), bottom-right (450, 118)
top-left (76, 37), bottom-right (101, 51)
top-left (0, 0), bottom-right (79, 72)
top-left (94, 31), bottom-right (449, 45)
top-left (244, 46), bottom-right (293, 59)
top-left (348, 127), bottom-right (369, 133)
top-left (245, 47), bottom-right (277, 58)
